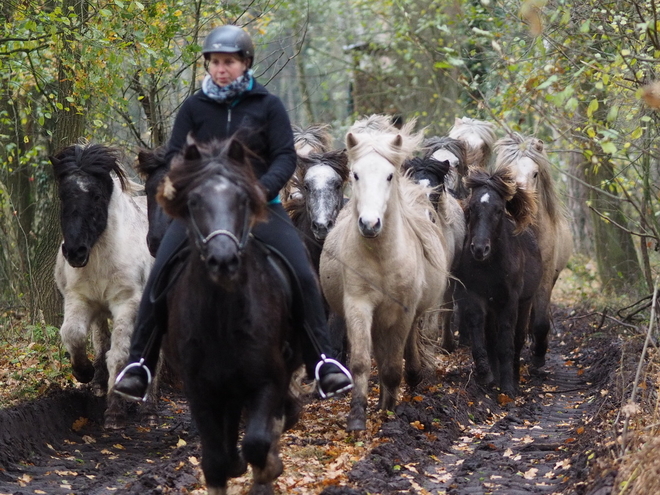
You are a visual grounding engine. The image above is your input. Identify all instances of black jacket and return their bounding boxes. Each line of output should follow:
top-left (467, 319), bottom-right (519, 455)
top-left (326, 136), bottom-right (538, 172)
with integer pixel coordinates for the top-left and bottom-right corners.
top-left (164, 80), bottom-right (297, 201)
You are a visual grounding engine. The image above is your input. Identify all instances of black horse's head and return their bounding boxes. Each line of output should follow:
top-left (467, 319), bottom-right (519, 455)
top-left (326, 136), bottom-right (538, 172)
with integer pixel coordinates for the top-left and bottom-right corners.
top-left (158, 136), bottom-right (267, 285)
top-left (464, 168), bottom-right (536, 262)
top-left (136, 147), bottom-right (171, 257)
top-left (51, 144), bottom-right (127, 267)
top-left (403, 155), bottom-right (451, 209)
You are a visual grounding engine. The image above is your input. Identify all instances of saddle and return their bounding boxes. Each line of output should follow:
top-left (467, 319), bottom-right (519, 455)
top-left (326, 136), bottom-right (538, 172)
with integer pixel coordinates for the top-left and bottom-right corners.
top-left (149, 237), bottom-right (305, 352)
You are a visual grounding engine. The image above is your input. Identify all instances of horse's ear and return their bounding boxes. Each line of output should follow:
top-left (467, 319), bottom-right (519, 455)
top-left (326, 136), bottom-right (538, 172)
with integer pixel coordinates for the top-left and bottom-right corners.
top-left (532, 138), bottom-right (544, 152)
top-left (391, 134), bottom-right (402, 149)
top-left (226, 138), bottom-right (246, 163)
top-left (346, 132), bottom-right (358, 150)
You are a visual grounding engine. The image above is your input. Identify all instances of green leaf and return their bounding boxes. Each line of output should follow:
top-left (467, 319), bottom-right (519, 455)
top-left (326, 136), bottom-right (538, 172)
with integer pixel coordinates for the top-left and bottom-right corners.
top-left (587, 99), bottom-right (599, 118)
top-left (536, 74), bottom-right (558, 90)
top-left (601, 141), bottom-right (617, 154)
top-left (630, 127), bottom-right (644, 140)
top-left (580, 20), bottom-right (590, 33)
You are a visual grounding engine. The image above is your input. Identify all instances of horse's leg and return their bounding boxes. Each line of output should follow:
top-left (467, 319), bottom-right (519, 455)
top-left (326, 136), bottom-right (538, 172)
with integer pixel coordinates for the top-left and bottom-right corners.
top-left (530, 284), bottom-right (552, 368)
top-left (244, 384), bottom-right (285, 487)
top-left (495, 303), bottom-right (518, 396)
top-left (515, 300), bottom-right (534, 385)
top-left (462, 295), bottom-right (492, 386)
top-left (59, 297), bottom-right (95, 383)
top-left (249, 413), bottom-right (285, 495)
top-left (192, 399), bottom-right (244, 494)
top-left (105, 298), bottom-right (140, 428)
top-left (373, 325), bottom-right (405, 412)
top-left (91, 316), bottom-right (110, 396)
top-left (344, 298), bottom-right (374, 432)
top-left (440, 281), bottom-right (456, 352)
top-left (403, 316), bottom-right (425, 390)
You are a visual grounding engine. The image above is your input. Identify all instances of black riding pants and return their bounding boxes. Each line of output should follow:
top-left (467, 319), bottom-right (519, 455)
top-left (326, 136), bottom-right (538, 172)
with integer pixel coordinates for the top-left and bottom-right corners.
top-left (126, 202), bottom-right (334, 377)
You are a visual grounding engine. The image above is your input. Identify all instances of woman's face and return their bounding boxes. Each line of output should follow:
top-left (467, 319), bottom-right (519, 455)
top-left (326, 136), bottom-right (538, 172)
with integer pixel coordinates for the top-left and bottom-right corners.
top-left (207, 52), bottom-right (248, 87)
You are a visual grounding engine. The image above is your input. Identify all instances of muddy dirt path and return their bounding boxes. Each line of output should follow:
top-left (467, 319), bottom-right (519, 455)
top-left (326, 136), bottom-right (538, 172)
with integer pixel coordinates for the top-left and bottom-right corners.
top-left (0, 307), bottom-right (621, 494)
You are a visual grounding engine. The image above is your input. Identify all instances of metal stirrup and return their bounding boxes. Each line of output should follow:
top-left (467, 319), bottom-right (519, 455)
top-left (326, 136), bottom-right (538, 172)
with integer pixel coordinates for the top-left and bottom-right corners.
top-left (113, 359), bottom-right (152, 403)
top-left (314, 354), bottom-right (354, 399)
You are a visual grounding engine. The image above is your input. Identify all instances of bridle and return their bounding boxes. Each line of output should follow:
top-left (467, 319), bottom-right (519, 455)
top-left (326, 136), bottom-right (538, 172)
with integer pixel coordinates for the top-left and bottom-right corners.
top-left (187, 181), bottom-right (252, 262)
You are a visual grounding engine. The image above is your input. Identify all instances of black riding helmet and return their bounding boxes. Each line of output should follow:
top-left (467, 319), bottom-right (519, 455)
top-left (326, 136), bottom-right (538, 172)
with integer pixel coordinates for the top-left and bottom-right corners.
top-left (202, 25), bottom-right (255, 68)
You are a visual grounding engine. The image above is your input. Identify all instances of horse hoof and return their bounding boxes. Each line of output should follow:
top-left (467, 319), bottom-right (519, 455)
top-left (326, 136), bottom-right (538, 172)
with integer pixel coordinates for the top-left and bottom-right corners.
top-left (248, 483), bottom-right (274, 495)
top-left (228, 453), bottom-right (248, 478)
top-left (72, 362), bottom-right (95, 384)
top-left (104, 414), bottom-right (126, 430)
top-left (476, 370), bottom-right (495, 387)
top-left (531, 354), bottom-right (546, 369)
top-left (346, 416), bottom-right (366, 432)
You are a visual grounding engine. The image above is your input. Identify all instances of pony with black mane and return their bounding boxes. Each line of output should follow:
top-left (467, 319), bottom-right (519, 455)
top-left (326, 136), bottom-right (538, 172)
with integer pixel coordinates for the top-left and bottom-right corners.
top-left (402, 154), bottom-right (466, 351)
top-left (135, 146), bottom-right (171, 257)
top-left (421, 135), bottom-right (469, 199)
top-left (51, 142), bottom-right (155, 428)
top-left (454, 167), bottom-right (542, 396)
top-left (157, 136), bottom-right (303, 495)
top-left (493, 133), bottom-right (573, 368)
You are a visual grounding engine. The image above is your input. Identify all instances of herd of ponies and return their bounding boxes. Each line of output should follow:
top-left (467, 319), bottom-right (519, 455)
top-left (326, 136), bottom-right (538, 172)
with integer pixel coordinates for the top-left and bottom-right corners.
top-left (49, 115), bottom-right (573, 494)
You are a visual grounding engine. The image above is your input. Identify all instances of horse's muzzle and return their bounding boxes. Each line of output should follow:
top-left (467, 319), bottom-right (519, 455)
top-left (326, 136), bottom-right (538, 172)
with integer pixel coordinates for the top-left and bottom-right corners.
top-left (470, 241), bottom-right (491, 261)
top-left (62, 243), bottom-right (90, 268)
top-left (205, 251), bottom-right (241, 283)
top-left (358, 217), bottom-right (382, 238)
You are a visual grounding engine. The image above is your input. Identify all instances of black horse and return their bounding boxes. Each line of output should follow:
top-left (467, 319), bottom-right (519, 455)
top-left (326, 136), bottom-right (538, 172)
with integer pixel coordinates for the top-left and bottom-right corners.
top-left (135, 146), bottom-right (172, 257)
top-left (157, 136), bottom-right (303, 494)
top-left (454, 168), bottom-right (542, 396)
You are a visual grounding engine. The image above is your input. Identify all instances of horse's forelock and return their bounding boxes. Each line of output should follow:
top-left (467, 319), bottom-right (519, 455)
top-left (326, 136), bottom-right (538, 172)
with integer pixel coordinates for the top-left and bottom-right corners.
top-left (52, 143), bottom-right (127, 191)
top-left (160, 138), bottom-right (267, 221)
top-left (347, 128), bottom-right (423, 169)
top-left (306, 150), bottom-right (350, 182)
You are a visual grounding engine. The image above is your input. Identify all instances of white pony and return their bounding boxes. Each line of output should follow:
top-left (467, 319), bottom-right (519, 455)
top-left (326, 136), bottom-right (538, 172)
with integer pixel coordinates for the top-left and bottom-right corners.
top-left (320, 116), bottom-right (450, 431)
top-left (493, 133), bottom-right (573, 367)
top-left (448, 117), bottom-right (498, 169)
top-left (51, 143), bottom-right (154, 428)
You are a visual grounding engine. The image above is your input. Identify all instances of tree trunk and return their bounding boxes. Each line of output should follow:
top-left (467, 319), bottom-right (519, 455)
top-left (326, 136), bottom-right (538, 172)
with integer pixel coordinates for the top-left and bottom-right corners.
top-left (587, 155), bottom-right (644, 292)
top-left (33, 0), bottom-right (88, 326)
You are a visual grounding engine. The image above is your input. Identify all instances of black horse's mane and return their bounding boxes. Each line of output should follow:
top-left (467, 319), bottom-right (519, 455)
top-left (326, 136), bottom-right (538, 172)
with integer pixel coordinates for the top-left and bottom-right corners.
top-left (161, 137), bottom-right (267, 222)
top-left (465, 167), bottom-right (537, 233)
top-left (51, 143), bottom-right (128, 190)
top-left (403, 156), bottom-right (451, 185)
top-left (136, 146), bottom-right (167, 177)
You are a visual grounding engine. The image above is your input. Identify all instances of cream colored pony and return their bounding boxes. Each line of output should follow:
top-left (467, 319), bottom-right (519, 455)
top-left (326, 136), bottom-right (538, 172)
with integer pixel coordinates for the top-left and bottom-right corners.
top-left (448, 117), bottom-right (497, 169)
top-left (494, 133), bottom-right (573, 367)
top-left (320, 116), bottom-right (450, 431)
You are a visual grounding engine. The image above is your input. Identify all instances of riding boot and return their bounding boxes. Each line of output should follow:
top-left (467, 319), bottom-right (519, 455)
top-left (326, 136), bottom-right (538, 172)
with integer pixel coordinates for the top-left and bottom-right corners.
top-left (113, 319), bottom-right (163, 402)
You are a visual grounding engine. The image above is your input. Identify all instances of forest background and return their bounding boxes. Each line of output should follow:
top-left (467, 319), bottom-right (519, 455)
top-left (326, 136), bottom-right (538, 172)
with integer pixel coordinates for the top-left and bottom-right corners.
top-left (1, 0), bottom-right (659, 326)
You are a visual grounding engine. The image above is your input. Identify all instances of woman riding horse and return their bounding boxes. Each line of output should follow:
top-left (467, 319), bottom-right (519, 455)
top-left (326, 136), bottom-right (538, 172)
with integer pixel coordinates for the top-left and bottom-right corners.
top-left (114, 24), bottom-right (353, 401)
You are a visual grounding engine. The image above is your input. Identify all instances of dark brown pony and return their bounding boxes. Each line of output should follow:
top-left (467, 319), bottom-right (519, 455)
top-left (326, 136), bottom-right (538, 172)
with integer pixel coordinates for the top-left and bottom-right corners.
top-left (157, 136), bottom-right (302, 495)
top-left (454, 168), bottom-right (542, 396)
top-left (135, 146), bottom-right (171, 257)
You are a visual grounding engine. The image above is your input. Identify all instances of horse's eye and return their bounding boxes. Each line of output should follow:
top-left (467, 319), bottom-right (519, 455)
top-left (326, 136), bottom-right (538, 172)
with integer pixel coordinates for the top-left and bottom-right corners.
top-left (353, 172), bottom-right (359, 181)
top-left (387, 174), bottom-right (393, 182)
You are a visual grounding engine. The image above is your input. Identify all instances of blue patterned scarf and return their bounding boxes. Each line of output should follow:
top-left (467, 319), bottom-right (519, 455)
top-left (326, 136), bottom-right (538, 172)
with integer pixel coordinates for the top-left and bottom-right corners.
top-left (201, 70), bottom-right (254, 103)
